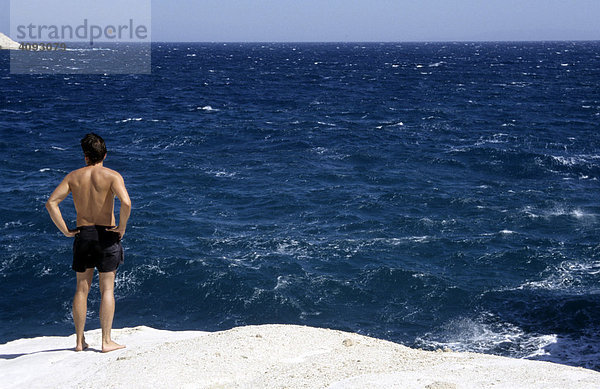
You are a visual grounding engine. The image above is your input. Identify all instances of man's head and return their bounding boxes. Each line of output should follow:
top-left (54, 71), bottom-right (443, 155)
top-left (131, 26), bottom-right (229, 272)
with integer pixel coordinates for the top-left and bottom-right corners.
top-left (81, 133), bottom-right (107, 165)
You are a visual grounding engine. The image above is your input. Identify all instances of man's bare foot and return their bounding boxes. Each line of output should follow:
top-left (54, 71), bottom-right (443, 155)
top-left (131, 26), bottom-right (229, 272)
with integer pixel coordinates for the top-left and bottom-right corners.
top-left (75, 338), bottom-right (89, 352)
top-left (102, 340), bottom-right (125, 353)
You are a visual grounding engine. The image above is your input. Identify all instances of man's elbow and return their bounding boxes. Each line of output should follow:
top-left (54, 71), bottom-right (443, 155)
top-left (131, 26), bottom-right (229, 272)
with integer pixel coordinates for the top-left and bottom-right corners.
top-left (46, 197), bottom-right (61, 212)
top-left (122, 198), bottom-right (132, 209)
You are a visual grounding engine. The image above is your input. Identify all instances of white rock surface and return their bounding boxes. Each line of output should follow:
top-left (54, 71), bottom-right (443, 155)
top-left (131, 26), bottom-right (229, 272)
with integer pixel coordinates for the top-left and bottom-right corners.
top-left (1, 324), bottom-right (599, 389)
top-left (0, 33), bottom-right (19, 50)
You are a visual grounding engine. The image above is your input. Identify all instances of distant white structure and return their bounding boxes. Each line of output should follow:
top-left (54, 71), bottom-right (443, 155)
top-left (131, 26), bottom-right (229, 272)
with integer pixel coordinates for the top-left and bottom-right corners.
top-left (0, 32), bottom-right (19, 50)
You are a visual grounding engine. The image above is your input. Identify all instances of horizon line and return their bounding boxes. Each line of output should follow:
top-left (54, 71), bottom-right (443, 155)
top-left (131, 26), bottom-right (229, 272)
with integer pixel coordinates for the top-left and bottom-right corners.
top-left (151, 39), bottom-right (600, 44)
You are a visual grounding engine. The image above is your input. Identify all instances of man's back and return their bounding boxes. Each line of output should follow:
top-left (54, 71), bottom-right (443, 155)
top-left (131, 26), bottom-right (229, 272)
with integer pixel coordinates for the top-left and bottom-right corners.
top-left (45, 132), bottom-right (131, 353)
top-left (68, 165), bottom-right (121, 227)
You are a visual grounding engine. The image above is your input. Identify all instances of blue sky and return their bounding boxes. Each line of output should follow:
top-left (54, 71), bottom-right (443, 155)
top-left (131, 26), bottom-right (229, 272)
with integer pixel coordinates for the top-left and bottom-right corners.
top-left (2, 0), bottom-right (599, 42)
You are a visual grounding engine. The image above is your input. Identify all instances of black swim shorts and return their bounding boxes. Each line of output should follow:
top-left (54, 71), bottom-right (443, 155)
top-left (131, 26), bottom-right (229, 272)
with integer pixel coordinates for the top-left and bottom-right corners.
top-left (72, 225), bottom-right (124, 272)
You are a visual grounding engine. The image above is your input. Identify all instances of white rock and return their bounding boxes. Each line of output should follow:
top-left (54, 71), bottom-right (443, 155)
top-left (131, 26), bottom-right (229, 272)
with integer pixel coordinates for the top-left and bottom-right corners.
top-left (0, 325), bottom-right (599, 389)
top-left (0, 33), bottom-right (20, 50)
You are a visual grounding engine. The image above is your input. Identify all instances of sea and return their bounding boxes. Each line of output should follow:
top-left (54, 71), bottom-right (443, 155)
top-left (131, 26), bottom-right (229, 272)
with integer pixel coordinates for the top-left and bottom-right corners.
top-left (1, 41), bottom-right (599, 371)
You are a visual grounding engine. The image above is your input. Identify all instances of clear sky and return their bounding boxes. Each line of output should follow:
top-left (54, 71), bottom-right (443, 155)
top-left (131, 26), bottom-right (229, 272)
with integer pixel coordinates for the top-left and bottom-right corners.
top-left (2, 0), bottom-right (599, 42)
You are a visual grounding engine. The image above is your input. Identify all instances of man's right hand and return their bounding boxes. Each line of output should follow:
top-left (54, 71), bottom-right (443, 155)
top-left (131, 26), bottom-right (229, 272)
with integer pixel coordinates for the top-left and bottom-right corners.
top-left (107, 225), bottom-right (125, 239)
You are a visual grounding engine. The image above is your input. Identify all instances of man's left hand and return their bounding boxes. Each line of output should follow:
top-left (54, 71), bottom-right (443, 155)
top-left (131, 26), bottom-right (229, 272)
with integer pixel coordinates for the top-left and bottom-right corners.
top-left (64, 228), bottom-right (79, 238)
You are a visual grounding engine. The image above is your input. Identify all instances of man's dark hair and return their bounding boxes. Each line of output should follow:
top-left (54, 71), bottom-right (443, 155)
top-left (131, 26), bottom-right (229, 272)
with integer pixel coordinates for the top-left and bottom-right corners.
top-left (81, 133), bottom-right (107, 165)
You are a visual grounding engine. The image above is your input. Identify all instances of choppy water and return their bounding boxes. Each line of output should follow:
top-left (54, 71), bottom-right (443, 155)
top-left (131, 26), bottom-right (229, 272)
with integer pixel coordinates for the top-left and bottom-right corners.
top-left (1, 42), bottom-right (599, 370)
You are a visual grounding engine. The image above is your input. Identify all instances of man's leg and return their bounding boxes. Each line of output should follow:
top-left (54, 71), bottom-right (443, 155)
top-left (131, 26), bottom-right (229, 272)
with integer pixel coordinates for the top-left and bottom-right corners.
top-left (73, 268), bottom-right (94, 351)
top-left (99, 270), bottom-right (125, 353)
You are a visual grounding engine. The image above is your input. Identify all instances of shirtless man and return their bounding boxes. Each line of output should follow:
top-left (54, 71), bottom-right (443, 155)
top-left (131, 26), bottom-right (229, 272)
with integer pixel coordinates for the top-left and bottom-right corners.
top-left (46, 133), bottom-right (131, 353)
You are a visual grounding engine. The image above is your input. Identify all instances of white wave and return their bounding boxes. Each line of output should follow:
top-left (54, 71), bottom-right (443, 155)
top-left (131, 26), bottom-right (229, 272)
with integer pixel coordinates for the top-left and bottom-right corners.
top-left (197, 105), bottom-right (219, 112)
top-left (419, 313), bottom-right (600, 370)
top-left (114, 270), bottom-right (141, 294)
top-left (564, 208), bottom-right (593, 219)
top-left (3, 220), bottom-right (23, 229)
top-left (37, 266), bottom-right (53, 277)
top-left (39, 168), bottom-right (51, 172)
top-left (373, 236), bottom-right (433, 245)
top-left (551, 155), bottom-right (584, 166)
top-left (274, 275), bottom-right (292, 290)
top-left (533, 332), bottom-right (600, 370)
top-left (522, 206), bottom-right (540, 218)
top-left (116, 117), bottom-right (143, 123)
top-left (317, 121), bottom-right (336, 127)
top-left (310, 147), bottom-right (346, 160)
top-left (276, 239), bottom-right (310, 259)
top-left (51, 146), bottom-right (66, 151)
top-left (416, 314), bottom-right (557, 359)
top-left (1, 109), bottom-right (33, 114)
top-left (66, 47), bottom-right (114, 52)
top-left (474, 133), bottom-right (510, 146)
top-left (549, 153), bottom-right (600, 169)
top-left (140, 263), bottom-right (166, 276)
top-left (376, 121), bottom-right (404, 129)
top-left (518, 260), bottom-right (600, 292)
top-left (207, 170), bottom-right (236, 178)
top-left (408, 236), bottom-right (430, 243)
top-left (522, 205), bottom-right (596, 220)
top-left (428, 61), bottom-right (445, 67)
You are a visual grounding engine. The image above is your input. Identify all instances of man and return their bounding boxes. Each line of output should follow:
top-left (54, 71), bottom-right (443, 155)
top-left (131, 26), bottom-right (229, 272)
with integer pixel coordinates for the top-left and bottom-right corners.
top-left (46, 133), bottom-right (131, 353)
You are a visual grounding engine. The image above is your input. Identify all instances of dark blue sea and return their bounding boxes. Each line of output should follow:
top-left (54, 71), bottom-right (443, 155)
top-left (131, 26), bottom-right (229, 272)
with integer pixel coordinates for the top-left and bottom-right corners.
top-left (1, 42), bottom-right (599, 370)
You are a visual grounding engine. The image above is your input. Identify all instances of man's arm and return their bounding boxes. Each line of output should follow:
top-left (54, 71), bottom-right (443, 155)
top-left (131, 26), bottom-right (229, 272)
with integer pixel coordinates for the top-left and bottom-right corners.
top-left (46, 175), bottom-right (78, 237)
top-left (108, 172), bottom-right (131, 239)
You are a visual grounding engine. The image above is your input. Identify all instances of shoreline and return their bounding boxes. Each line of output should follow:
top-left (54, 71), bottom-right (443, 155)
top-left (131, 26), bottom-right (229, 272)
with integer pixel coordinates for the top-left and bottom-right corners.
top-left (1, 324), bottom-right (599, 388)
